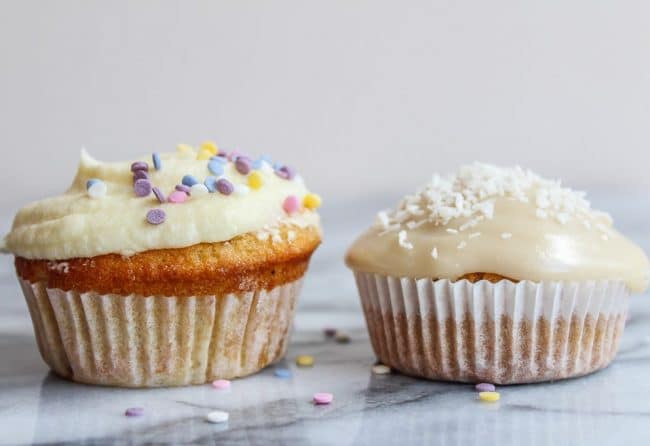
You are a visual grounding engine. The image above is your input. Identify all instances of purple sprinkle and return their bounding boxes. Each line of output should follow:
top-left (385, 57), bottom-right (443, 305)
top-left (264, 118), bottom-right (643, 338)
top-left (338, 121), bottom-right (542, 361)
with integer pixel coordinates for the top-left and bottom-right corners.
top-left (475, 383), bottom-right (495, 392)
top-left (125, 407), bottom-right (145, 417)
top-left (275, 165), bottom-right (295, 180)
top-left (235, 156), bottom-right (252, 175)
top-left (146, 209), bottom-right (166, 225)
top-left (323, 328), bottom-right (337, 338)
top-left (133, 170), bottom-right (149, 181)
top-left (130, 161), bottom-right (149, 172)
top-left (216, 152), bottom-right (228, 158)
top-left (216, 178), bottom-right (234, 195)
top-left (175, 184), bottom-right (191, 194)
top-left (134, 179), bottom-right (152, 197)
top-left (152, 187), bottom-right (166, 203)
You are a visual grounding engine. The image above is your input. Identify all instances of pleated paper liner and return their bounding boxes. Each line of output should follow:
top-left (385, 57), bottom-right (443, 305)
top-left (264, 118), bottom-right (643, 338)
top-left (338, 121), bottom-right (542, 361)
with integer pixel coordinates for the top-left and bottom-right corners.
top-left (19, 278), bottom-right (303, 387)
top-left (353, 272), bottom-right (628, 384)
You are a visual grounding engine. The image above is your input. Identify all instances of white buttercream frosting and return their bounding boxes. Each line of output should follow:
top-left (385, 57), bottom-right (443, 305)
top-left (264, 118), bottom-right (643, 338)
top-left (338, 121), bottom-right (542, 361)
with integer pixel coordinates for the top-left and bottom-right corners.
top-left (5, 148), bottom-right (321, 260)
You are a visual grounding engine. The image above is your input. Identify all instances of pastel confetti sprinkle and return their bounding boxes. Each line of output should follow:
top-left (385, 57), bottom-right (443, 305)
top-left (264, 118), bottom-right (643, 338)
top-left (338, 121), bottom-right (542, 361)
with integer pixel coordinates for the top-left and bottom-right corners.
top-left (296, 355), bottom-right (314, 367)
top-left (86, 179), bottom-right (107, 199)
top-left (208, 160), bottom-right (225, 176)
top-left (372, 364), bottom-right (391, 375)
top-left (204, 176), bottom-right (219, 193)
top-left (210, 155), bottom-right (227, 164)
top-left (200, 141), bottom-right (218, 155)
top-left (134, 179), bottom-right (152, 197)
top-left (313, 393), bottom-right (333, 405)
top-left (152, 152), bottom-right (162, 170)
top-left (478, 391), bottom-right (500, 402)
top-left (211, 379), bottom-right (231, 390)
top-left (216, 178), bottom-right (234, 195)
top-left (205, 411), bottom-right (229, 424)
top-left (196, 148), bottom-right (213, 160)
top-left (182, 174), bottom-right (200, 187)
top-left (235, 156), bottom-right (252, 175)
top-left (130, 161), bottom-right (148, 172)
top-left (323, 328), bottom-right (337, 338)
top-left (283, 195), bottom-right (300, 214)
top-left (335, 333), bottom-right (351, 344)
top-left (175, 184), bottom-right (191, 194)
top-left (247, 171), bottom-right (263, 190)
top-left (303, 193), bottom-right (322, 210)
top-left (124, 407), bottom-right (144, 417)
top-left (275, 165), bottom-right (295, 180)
top-left (146, 209), bottom-right (166, 225)
top-left (133, 170), bottom-right (149, 181)
top-left (234, 184), bottom-right (250, 196)
top-left (152, 187), bottom-right (166, 204)
top-left (191, 183), bottom-right (210, 196)
top-left (168, 190), bottom-right (188, 203)
top-left (274, 368), bottom-right (292, 378)
top-left (475, 383), bottom-right (496, 392)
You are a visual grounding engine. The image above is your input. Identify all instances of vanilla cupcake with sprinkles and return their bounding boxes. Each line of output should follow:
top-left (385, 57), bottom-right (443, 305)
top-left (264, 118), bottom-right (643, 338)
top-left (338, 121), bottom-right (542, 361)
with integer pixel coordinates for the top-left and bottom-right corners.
top-left (346, 163), bottom-right (649, 384)
top-left (4, 142), bottom-right (322, 387)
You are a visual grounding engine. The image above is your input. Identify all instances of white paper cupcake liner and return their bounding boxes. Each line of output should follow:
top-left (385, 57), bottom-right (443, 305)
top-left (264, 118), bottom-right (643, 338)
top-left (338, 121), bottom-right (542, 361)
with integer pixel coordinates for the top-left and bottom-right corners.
top-left (353, 272), bottom-right (629, 384)
top-left (19, 278), bottom-right (303, 387)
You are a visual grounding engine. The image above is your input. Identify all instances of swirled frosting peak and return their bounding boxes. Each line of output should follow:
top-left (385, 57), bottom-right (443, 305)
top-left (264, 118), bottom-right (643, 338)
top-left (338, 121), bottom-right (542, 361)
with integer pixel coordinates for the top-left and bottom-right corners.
top-left (5, 143), bottom-right (321, 260)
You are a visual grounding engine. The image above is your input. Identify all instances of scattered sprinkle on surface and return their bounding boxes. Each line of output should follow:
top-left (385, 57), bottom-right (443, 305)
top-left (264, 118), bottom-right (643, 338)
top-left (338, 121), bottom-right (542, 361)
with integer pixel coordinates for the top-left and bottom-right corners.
top-left (335, 333), bottom-right (351, 344)
top-left (211, 379), bottom-right (231, 390)
top-left (124, 407), bottom-right (144, 417)
top-left (478, 391), bottom-right (500, 402)
top-left (296, 355), bottom-right (314, 367)
top-left (274, 368), bottom-right (292, 378)
top-left (475, 383), bottom-right (496, 392)
top-left (323, 328), bottom-right (337, 338)
top-left (205, 411), bottom-right (229, 424)
top-left (313, 392), bottom-right (333, 405)
top-left (372, 364), bottom-right (391, 375)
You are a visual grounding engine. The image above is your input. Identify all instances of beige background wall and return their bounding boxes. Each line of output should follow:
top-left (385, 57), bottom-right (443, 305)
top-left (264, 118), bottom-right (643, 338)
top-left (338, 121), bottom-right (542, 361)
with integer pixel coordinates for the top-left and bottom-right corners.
top-left (1, 1), bottom-right (649, 213)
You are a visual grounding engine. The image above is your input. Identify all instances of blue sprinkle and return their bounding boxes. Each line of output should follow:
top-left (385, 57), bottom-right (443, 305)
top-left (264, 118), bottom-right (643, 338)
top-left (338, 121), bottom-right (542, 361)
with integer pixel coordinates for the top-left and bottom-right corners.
top-left (204, 176), bottom-right (218, 192)
top-left (86, 178), bottom-right (101, 190)
top-left (152, 152), bottom-right (162, 170)
top-left (259, 154), bottom-right (273, 163)
top-left (182, 174), bottom-right (199, 187)
top-left (210, 156), bottom-right (227, 164)
top-left (251, 159), bottom-right (264, 170)
top-left (274, 368), bottom-right (292, 379)
top-left (208, 160), bottom-right (225, 176)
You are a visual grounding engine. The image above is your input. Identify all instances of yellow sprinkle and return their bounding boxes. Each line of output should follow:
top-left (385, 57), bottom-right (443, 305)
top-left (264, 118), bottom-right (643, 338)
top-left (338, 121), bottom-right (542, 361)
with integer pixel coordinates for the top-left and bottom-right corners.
top-left (296, 355), bottom-right (314, 367)
top-left (303, 193), bottom-right (322, 210)
top-left (248, 171), bottom-right (264, 190)
top-left (196, 148), bottom-right (213, 160)
top-left (478, 391), bottom-right (500, 402)
top-left (176, 143), bottom-right (194, 153)
top-left (200, 141), bottom-right (218, 155)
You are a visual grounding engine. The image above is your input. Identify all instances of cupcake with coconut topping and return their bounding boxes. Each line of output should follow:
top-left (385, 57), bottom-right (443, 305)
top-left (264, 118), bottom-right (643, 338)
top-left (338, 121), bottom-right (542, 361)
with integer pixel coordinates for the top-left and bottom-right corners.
top-left (346, 163), bottom-right (648, 384)
top-left (3, 142), bottom-right (322, 387)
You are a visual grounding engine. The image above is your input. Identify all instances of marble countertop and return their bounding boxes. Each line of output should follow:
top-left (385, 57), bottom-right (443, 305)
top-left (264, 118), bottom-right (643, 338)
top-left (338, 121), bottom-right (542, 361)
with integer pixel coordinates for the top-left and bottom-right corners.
top-left (1, 195), bottom-right (649, 446)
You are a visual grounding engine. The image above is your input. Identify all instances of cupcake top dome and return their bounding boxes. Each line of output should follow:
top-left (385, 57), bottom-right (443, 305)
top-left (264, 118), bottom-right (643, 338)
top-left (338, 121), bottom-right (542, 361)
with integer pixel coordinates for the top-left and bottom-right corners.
top-left (346, 163), bottom-right (649, 293)
top-left (4, 142), bottom-right (321, 260)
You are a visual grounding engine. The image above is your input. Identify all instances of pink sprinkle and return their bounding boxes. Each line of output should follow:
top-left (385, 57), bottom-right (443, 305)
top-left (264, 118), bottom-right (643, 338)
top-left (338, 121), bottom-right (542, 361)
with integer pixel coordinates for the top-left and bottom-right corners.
top-left (313, 392), bottom-right (333, 405)
top-left (125, 407), bottom-right (144, 417)
top-left (168, 190), bottom-right (188, 203)
top-left (283, 195), bottom-right (300, 214)
top-left (211, 379), bottom-right (231, 390)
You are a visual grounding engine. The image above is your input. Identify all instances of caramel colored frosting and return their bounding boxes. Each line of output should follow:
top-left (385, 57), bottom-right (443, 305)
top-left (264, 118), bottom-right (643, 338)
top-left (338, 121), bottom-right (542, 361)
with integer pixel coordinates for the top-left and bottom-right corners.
top-left (346, 164), bottom-right (649, 293)
top-left (4, 147), bottom-right (321, 260)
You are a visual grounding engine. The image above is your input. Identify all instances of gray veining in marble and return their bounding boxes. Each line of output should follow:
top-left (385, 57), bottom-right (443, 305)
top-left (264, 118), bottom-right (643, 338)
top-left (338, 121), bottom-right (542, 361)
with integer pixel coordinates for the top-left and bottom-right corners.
top-left (1, 195), bottom-right (649, 445)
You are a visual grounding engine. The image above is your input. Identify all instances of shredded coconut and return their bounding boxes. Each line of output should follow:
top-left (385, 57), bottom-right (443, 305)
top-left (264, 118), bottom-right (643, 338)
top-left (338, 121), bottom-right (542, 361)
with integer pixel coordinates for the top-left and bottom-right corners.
top-left (501, 232), bottom-right (513, 239)
top-left (398, 230), bottom-right (413, 250)
top-left (375, 163), bottom-right (603, 235)
top-left (431, 247), bottom-right (438, 259)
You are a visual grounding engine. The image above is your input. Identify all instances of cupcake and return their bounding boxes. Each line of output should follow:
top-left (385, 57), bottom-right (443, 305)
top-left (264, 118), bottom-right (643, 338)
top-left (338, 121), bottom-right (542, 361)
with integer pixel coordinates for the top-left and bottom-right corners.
top-left (346, 163), bottom-right (648, 384)
top-left (3, 142), bottom-right (322, 387)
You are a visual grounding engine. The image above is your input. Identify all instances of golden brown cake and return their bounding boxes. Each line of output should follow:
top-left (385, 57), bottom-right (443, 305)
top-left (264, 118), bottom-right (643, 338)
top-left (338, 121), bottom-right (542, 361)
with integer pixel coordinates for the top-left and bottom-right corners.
top-left (346, 163), bottom-right (648, 384)
top-left (3, 143), bottom-right (322, 387)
